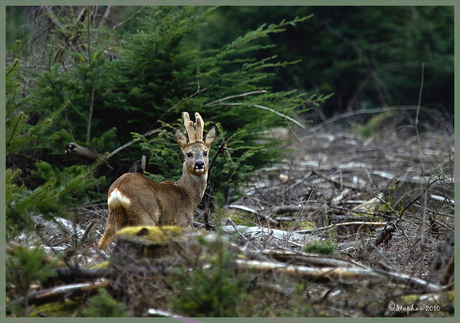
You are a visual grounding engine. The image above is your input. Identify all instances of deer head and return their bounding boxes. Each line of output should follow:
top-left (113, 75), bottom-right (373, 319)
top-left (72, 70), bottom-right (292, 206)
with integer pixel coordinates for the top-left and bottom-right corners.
top-left (175, 112), bottom-right (216, 177)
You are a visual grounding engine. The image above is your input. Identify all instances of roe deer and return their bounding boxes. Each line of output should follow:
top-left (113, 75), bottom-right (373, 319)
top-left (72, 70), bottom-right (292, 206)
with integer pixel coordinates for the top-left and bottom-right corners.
top-left (97, 112), bottom-right (216, 251)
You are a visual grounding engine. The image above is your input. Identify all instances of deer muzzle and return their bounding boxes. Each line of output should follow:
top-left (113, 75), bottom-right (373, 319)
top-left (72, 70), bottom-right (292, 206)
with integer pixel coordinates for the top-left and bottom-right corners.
top-left (195, 160), bottom-right (206, 172)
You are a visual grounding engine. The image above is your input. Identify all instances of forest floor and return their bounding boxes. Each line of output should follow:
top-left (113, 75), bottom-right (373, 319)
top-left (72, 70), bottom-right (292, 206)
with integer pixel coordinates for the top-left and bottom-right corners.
top-left (13, 117), bottom-right (455, 317)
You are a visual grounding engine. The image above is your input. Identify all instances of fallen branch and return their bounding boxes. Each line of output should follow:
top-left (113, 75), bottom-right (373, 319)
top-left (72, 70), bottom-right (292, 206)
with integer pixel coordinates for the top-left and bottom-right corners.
top-left (262, 249), bottom-right (367, 268)
top-left (236, 259), bottom-right (382, 281)
top-left (238, 203), bottom-right (333, 217)
top-left (7, 279), bottom-right (110, 312)
top-left (228, 205), bottom-right (279, 225)
top-left (319, 221), bottom-right (388, 232)
top-left (294, 221), bottom-right (388, 234)
top-left (52, 267), bottom-right (110, 285)
top-left (235, 259), bottom-right (442, 293)
top-left (222, 224), bottom-right (316, 247)
top-left (144, 308), bottom-right (184, 318)
top-left (312, 169), bottom-right (359, 190)
top-left (372, 269), bottom-right (443, 293)
top-left (270, 205), bottom-right (303, 214)
top-left (330, 206), bottom-right (400, 221)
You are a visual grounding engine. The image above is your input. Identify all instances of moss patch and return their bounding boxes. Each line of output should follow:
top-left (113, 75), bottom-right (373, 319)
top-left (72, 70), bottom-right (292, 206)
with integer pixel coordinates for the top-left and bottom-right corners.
top-left (116, 225), bottom-right (194, 246)
top-left (296, 221), bottom-right (316, 230)
top-left (29, 299), bottom-right (83, 317)
top-left (91, 260), bottom-right (109, 270)
top-left (303, 239), bottom-right (338, 255)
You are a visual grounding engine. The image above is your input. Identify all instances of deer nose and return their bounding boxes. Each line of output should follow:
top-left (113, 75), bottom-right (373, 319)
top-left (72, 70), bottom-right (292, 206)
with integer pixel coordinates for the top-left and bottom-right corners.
top-left (195, 161), bottom-right (205, 168)
top-left (195, 161), bottom-right (205, 170)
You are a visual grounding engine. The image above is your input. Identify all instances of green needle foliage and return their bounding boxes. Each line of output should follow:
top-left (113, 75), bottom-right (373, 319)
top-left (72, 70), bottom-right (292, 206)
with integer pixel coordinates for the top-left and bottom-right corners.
top-left (81, 289), bottom-right (130, 317)
top-left (303, 239), bottom-right (338, 255)
top-left (168, 236), bottom-right (250, 317)
top-left (6, 59), bottom-right (66, 156)
top-left (6, 245), bottom-right (58, 316)
top-left (6, 59), bottom-right (105, 240)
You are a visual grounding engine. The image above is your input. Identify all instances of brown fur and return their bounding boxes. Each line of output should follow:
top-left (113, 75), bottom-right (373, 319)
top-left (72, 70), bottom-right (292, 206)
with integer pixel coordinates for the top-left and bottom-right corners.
top-left (98, 112), bottom-right (216, 251)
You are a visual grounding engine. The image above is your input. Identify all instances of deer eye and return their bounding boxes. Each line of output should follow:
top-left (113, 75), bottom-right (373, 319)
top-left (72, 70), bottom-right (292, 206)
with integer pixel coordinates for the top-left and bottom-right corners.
top-left (187, 152), bottom-right (193, 158)
top-left (203, 151), bottom-right (208, 156)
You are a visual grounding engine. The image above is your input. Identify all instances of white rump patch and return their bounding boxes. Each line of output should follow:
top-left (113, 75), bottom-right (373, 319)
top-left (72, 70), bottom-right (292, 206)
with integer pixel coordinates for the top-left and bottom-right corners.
top-left (108, 188), bottom-right (131, 208)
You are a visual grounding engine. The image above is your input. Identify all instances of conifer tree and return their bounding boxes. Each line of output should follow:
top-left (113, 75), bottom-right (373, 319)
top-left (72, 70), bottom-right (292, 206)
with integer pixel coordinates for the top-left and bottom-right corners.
top-left (6, 59), bottom-right (104, 240)
top-left (12, 6), bottom-right (329, 207)
top-left (97, 7), bottom-right (328, 199)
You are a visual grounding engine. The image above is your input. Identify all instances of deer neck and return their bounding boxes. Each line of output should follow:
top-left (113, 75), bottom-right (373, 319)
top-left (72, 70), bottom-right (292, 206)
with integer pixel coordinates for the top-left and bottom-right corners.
top-left (176, 163), bottom-right (208, 206)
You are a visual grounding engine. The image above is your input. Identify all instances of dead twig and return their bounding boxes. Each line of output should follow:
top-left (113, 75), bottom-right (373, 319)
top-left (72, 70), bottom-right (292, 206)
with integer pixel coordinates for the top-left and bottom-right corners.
top-left (228, 205), bottom-right (279, 225)
top-left (111, 7), bottom-right (145, 30)
top-left (207, 102), bottom-right (306, 129)
top-left (205, 90), bottom-right (267, 106)
top-left (316, 221), bottom-right (389, 233)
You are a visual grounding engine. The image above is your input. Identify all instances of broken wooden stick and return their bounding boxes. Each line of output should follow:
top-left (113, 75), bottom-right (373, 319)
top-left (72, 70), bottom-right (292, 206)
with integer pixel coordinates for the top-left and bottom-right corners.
top-left (234, 259), bottom-right (442, 293)
top-left (6, 279), bottom-right (110, 312)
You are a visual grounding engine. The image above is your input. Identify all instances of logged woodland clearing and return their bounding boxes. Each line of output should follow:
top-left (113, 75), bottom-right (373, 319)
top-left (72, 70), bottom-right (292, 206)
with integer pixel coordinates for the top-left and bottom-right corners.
top-left (6, 6), bottom-right (454, 318)
top-left (10, 119), bottom-right (454, 318)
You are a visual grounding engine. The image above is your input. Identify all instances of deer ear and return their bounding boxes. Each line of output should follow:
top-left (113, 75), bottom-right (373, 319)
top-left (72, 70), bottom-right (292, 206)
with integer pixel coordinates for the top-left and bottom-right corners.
top-left (204, 126), bottom-right (216, 148)
top-left (175, 129), bottom-right (188, 149)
